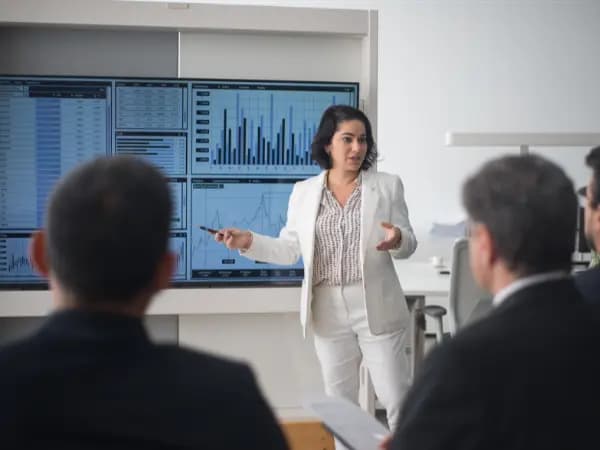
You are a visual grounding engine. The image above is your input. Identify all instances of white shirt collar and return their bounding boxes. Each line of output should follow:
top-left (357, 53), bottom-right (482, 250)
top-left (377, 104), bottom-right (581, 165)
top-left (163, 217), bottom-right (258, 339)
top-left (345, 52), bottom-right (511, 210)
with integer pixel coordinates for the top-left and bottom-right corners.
top-left (492, 270), bottom-right (570, 307)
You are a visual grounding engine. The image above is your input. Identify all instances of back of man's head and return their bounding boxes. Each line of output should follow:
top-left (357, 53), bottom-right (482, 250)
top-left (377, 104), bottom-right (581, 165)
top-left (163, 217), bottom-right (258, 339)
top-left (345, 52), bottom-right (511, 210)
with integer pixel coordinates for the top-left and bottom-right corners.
top-left (462, 154), bottom-right (577, 276)
top-left (45, 156), bottom-right (172, 305)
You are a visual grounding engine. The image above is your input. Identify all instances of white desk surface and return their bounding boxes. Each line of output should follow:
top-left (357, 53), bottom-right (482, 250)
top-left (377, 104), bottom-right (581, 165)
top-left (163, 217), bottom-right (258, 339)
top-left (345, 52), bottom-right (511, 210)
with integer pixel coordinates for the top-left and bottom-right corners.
top-left (0, 261), bottom-right (450, 317)
top-left (393, 260), bottom-right (451, 297)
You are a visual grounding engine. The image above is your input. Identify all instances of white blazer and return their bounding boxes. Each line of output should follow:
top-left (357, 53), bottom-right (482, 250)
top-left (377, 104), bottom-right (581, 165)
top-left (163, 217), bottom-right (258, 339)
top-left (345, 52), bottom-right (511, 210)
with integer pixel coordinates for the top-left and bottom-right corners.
top-left (243, 170), bottom-right (417, 337)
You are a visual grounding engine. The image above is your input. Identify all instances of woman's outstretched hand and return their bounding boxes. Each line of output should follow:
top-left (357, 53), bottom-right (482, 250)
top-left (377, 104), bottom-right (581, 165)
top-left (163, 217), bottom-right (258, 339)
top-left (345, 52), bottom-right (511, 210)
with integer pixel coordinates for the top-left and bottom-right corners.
top-left (376, 222), bottom-right (402, 251)
top-left (215, 228), bottom-right (253, 250)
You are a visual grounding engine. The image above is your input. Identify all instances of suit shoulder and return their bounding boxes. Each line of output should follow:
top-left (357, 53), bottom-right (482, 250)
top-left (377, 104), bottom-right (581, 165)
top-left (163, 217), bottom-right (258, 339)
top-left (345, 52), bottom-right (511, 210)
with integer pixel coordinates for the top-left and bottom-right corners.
top-left (574, 266), bottom-right (600, 283)
top-left (372, 171), bottom-right (399, 180)
top-left (155, 344), bottom-right (254, 384)
top-left (0, 334), bottom-right (42, 367)
top-left (155, 346), bottom-right (274, 416)
top-left (295, 173), bottom-right (324, 189)
top-left (425, 313), bottom-right (509, 369)
top-left (157, 344), bottom-right (247, 369)
top-left (368, 171), bottom-right (403, 187)
top-left (574, 267), bottom-right (600, 304)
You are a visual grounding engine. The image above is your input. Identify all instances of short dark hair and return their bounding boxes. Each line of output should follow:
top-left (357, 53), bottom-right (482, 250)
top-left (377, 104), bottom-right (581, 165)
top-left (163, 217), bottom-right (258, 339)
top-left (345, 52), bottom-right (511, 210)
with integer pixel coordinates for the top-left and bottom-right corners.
top-left (585, 145), bottom-right (600, 208)
top-left (46, 156), bottom-right (172, 304)
top-left (462, 154), bottom-right (577, 275)
top-left (311, 105), bottom-right (377, 170)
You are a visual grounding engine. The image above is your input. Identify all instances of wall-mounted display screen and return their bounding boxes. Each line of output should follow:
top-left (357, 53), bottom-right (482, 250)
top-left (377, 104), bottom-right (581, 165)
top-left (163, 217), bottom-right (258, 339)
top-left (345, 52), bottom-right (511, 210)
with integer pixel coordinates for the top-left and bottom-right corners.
top-left (0, 75), bottom-right (358, 288)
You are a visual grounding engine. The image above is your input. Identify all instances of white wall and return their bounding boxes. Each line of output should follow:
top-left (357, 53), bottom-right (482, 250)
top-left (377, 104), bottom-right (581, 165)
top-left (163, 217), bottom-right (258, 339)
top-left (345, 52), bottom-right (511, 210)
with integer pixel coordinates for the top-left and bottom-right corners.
top-left (376, 0), bottom-right (600, 261)
top-left (179, 32), bottom-right (362, 82)
top-left (0, 27), bottom-right (178, 77)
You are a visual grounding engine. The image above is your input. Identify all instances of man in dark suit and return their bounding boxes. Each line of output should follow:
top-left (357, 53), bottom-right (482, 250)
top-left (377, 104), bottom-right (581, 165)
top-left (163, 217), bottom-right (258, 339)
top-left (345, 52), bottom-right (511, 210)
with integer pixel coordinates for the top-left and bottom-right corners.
top-left (0, 156), bottom-right (289, 449)
top-left (388, 155), bottom-right (600, 450)
top-left (575, 145), bottom-right (600, 303)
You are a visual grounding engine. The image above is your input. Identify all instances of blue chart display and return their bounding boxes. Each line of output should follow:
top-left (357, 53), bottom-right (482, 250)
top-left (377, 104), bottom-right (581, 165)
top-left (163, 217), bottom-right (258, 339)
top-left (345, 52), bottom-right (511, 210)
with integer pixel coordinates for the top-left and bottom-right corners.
top-left (168, 178), bottom-right (187, 230)
top-left (0, 76), bottom-right (358, 287)
top-left (191, 82), bottom-right (356, 176)
top-left (190, 178), bottom-right (303, 282)
top-left (115, 132), bottom-right (187, 176)
top-left (169, 232), bottom-right (187, 280)
top-left (0, 234), bottom-right (39, 281)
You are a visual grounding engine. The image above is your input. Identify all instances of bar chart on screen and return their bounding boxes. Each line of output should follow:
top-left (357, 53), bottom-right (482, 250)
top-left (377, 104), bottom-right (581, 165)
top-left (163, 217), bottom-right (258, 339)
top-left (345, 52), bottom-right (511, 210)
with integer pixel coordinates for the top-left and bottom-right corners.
top-left (191, 81), bottom-right (355, 176)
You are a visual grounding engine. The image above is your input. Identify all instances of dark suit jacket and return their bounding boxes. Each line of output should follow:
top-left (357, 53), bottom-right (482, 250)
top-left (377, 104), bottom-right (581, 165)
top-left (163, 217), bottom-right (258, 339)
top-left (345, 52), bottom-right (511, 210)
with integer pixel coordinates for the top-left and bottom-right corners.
top-left (575, 266), bottom-right (600, 304)
top-left (390, 278), bottom-right (600, 450)
top-left (0, 309), bottom-right (289, 450)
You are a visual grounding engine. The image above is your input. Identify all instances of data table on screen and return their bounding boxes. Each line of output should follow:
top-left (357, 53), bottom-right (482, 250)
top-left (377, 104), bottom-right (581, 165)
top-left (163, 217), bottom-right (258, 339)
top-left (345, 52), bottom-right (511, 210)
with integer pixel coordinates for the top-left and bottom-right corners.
top-left (116, 83), bottom-right (188, 130)
top-left (0, 79), bottom-right (111, 230)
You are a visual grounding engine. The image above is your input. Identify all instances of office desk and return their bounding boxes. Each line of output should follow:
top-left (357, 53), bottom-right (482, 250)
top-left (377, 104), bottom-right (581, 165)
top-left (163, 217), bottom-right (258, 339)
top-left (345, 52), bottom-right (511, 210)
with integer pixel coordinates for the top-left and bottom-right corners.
top-left (393, 260), bottom-right (450, 296)
top-left (394, 260), bottom-right (452, 334)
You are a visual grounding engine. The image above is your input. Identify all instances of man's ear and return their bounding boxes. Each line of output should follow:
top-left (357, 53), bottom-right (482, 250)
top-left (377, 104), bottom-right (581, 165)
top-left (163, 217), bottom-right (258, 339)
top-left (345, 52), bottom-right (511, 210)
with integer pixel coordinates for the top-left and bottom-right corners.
top-left (480, 224), bottom-right (499, 266)
top-left (153, 251), bottom-right (176, 292)
top-left (472, 223), bottom-right (497, 269)
top-left (29, 230), bottom-right (50, 277)
top-left (592, 203), bottom-right (600, 243)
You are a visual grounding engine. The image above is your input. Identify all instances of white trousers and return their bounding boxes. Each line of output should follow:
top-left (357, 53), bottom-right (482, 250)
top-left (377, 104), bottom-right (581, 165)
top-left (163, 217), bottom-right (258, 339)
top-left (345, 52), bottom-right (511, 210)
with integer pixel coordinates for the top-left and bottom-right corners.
top-left (311, 283), bottom-right (410, 433)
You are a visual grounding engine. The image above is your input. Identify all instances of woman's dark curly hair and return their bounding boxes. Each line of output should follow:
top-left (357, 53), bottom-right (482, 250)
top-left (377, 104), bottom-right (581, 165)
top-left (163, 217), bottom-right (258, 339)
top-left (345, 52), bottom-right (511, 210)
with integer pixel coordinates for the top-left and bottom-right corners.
top-left (311, 105), bottom-right (377, 170)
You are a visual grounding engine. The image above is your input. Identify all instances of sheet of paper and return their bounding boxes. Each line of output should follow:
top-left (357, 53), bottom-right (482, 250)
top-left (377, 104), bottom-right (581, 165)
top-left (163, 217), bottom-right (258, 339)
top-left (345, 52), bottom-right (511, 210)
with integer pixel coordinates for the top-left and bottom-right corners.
top-left (303, 396), bottom-right (389, 450)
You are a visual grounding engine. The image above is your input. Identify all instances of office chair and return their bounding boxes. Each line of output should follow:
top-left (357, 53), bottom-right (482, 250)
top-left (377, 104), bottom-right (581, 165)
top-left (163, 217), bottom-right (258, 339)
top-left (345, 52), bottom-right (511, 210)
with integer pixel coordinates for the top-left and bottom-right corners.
top-left (449, 238), bottom-right (493, 330)
top-left (422, 238), bottom-right (493, 345)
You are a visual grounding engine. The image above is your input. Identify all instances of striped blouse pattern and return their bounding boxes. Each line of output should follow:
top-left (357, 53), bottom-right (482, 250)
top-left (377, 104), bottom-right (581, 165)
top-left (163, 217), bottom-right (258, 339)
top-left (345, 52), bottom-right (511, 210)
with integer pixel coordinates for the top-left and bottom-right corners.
top-left (313, 182), bottom-right (362, 286)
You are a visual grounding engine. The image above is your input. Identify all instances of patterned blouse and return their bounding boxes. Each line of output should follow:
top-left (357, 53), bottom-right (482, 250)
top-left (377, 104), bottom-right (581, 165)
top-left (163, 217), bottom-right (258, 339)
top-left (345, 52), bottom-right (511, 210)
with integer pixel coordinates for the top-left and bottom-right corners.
top-left (312, 176), bottom-right (362, 286)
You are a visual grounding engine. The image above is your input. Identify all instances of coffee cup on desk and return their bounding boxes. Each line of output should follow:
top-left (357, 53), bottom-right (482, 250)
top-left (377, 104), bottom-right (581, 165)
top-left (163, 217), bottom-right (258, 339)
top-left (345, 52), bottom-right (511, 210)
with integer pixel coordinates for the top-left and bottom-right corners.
top-left (430, 256), bottom-right (444, 268)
